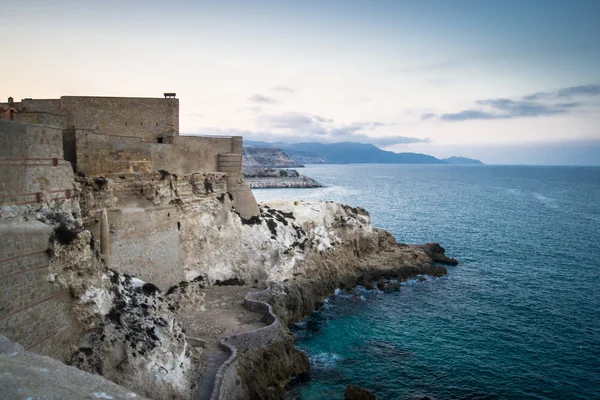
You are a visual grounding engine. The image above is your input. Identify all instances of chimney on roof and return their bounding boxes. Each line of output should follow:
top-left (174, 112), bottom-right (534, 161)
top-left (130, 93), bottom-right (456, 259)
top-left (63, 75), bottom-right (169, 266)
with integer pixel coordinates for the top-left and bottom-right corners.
top-left (164, 93), bottom-right (176, 98)
top-left (8, 97), bottom-right (14, 104)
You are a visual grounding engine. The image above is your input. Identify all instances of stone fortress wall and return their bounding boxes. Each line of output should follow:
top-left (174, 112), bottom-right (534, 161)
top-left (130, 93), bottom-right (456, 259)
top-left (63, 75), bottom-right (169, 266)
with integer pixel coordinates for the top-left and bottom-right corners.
top-left (0, 120), bottom-right (80, 361)
top-left (0, 94), bottom-right (259, 218)
top-left (0, 94), bottom-right (260, 359)
top-left (60, 96), bottom-right (179, 142)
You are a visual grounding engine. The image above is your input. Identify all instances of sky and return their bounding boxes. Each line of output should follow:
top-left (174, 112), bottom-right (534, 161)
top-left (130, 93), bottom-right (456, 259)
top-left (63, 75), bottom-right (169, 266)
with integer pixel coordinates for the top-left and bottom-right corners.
top-left (2, 0), bottom-right (600, 165)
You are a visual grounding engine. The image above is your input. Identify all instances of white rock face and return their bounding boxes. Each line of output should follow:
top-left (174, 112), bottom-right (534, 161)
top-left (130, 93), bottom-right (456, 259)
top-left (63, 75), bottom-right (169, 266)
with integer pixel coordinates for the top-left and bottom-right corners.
top-left (179, 199), bottom-right (374, 283)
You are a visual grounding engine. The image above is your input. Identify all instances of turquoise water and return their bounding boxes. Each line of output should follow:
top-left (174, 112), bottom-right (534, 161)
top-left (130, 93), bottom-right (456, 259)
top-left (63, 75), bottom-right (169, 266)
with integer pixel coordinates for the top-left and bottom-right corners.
top-left (253, 165), bottom-right (600, 400)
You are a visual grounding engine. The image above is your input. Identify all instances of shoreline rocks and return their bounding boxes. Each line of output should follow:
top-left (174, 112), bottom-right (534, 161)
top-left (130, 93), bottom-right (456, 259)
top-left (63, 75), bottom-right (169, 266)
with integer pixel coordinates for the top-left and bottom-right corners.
top-left (345, 384), bottom-right (377, 400)
top-left (246, 176), bottom-right (323, 189)
top-left (1, 167), bottom-right (456, 400)
top-left (244, 168), bottom-right (323, 189)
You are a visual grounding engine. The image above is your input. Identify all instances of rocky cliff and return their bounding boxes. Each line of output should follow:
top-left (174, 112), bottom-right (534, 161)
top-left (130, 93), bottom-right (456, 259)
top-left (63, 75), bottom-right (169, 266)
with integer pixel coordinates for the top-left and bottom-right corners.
top-left (1, 169), bottom-right (456, 400)
top-left (242, 147), bottom-right (303, 169)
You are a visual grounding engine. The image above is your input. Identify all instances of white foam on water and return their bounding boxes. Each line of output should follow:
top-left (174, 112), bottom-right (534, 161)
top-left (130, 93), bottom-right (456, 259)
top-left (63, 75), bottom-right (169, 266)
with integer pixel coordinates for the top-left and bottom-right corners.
top-left (533, 193), bottom-right (559, 209)
top-left (310, 352), bottom-right (342, 369)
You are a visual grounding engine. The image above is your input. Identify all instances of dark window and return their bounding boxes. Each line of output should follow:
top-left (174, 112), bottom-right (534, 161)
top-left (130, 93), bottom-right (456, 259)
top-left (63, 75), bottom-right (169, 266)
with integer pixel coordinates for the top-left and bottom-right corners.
top-left (157, 137), bottom-right (164, 144)
top-left (9, 110), bottom-right (14, 120)
top-left (125, 121), bottom-right (127, 126)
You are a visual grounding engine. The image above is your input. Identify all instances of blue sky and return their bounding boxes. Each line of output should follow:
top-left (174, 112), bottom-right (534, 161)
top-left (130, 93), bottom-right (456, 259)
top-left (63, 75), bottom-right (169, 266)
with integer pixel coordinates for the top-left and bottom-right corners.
top-left (2, 0), bottom-right (599, 164)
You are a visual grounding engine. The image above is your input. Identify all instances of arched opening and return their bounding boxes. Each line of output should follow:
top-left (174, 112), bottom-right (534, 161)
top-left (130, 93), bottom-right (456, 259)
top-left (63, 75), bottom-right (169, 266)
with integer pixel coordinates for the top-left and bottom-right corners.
top-left (9, 109), bottom-right (14, 120)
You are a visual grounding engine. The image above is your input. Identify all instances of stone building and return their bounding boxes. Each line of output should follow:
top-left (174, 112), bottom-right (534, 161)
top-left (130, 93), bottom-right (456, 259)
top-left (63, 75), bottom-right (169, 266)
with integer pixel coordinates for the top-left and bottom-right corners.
top-left (0, 95), bottom-right (259, 218)
top-left (0, 94), bottom-right (260, 358)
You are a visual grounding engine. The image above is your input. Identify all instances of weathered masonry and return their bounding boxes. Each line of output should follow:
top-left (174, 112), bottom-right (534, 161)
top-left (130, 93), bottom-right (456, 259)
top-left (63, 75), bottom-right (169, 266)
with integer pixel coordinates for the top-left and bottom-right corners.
top-left (0, 95), bottom-right (260, 358)
top-left (0, 95), bottom-right (259, 218)
top-left (0, 121), bottom-right (80, 360)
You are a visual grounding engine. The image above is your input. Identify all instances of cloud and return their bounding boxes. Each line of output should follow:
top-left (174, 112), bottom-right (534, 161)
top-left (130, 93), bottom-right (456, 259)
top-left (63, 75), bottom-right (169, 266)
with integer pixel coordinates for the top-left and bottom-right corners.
top-left (252, 112), bottom-right (428, 146)
top-left (424, 84), bottom-right (599, 122)
top-left (248, 94), bottom-right (279, 104)
top-left (257, 112), bottom-right (327, 135)
top-left (524, 84), bottom-right (600, 100)
top-left (237, 106), bottom-right (263, 115)
top-left (440, 110), bottom-right (502, 121)
top-left (272, 85), bottom-right (295, 93)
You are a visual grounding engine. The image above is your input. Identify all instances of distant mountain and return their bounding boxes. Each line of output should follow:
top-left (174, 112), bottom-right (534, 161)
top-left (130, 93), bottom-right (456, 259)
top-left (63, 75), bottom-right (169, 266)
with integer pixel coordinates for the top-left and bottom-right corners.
top-left (245, 140), bottom-right (482, 165)
top-left (442, 156), bottom-right (484, 165)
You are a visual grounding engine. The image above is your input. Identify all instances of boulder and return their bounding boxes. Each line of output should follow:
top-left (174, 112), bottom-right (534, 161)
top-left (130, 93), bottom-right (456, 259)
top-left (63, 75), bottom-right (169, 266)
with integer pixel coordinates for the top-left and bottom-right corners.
top-left (420, 243), bottom-right (459, 265)
top-left (345, 384), bottom-right (376, 400)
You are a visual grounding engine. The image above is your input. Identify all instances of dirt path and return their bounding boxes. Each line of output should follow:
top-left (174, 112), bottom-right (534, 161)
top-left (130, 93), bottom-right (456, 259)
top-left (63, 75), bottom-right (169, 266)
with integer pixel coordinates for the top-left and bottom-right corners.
top-left (172, 285), bottom-right (266, 399)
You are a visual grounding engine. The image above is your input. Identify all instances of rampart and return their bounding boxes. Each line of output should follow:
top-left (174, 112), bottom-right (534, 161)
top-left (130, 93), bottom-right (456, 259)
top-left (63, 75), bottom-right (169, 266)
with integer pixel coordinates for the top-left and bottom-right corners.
top-left (13, 112), bottom-right (67, 129)
top-left (60, 96), bottom-right (179, 142)
top-left (0, 121), bottom-right (75, 206)
top-left (0, 120), bottom-right (79, 361)
top-left (69, 129), bottom-right (243, 176)
top-left (0, 92), bottom-right (260, 374)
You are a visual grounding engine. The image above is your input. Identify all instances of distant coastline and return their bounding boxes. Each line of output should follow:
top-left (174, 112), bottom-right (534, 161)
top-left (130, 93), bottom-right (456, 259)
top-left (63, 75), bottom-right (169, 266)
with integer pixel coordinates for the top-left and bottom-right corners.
top-left (244, 140), bottom-right (484, 165)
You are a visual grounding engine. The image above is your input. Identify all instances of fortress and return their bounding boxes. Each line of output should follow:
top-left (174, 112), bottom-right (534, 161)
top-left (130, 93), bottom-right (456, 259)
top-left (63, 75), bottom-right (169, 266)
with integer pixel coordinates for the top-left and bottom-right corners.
top-left (0, 94), bottom-right (259, 360)
top-left (0, 94), bottom-right (453, 399)
top-left (0, 95), bottom-right (258, 217)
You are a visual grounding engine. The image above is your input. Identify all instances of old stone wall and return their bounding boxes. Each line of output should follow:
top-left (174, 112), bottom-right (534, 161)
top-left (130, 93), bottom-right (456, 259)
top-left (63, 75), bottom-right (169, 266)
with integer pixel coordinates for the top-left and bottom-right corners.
top-left (0, 120), bottom-right (75, 206)
top-left (72, 130), bottom-right (245, 177)
top-left (0, 120), bottom-right (79, 361)
top-left (87, 206), bottom-right (184, 290)
top-left (13, 112), bottom-right (67, 129)
top-left (20, 99), bottom-right (62, 114)
top-left (60, 96), bottom-right (178, 142)
top-left (0, 222), bottom-right (78, 361)
top-left (80, 172), bottom-right (231, 291)
top-left (74, 130), bottom-right (153, 176)
top-left (153, 135), bottom-right (239, 174)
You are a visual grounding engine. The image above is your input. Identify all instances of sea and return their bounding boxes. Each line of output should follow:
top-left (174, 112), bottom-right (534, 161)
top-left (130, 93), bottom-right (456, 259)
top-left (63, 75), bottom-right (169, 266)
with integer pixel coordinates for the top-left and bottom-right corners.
top-left (252, 164), bottom-right (600, 400)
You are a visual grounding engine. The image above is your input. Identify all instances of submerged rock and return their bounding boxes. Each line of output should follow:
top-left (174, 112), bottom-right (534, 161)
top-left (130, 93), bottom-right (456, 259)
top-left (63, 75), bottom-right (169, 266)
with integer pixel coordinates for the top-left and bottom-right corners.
top-left (377, 278), bottom-right (401, 292)
top-left (345, 384), bottom-right (376, 400)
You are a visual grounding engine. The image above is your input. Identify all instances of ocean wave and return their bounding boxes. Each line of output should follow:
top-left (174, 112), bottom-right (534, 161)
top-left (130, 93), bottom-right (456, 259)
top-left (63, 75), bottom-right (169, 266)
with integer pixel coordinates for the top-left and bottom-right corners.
top-left (401, 275), bottom-right (439, 286)
top-left (309, 352), bottom-right (343, 369)
top-left (533, 193), bottom-right (559, 209)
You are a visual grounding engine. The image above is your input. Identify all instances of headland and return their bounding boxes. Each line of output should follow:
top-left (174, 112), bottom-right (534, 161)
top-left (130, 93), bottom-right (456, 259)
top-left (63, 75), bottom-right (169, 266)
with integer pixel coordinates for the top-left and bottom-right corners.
top-left (0, 94), bottom-right (456, 399)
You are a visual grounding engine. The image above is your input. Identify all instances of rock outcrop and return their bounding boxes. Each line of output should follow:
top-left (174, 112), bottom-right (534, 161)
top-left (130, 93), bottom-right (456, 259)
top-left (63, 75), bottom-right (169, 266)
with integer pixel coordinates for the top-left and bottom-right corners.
top-left (47, 220), bottom-right (199, 400)
top-left (242, 147), bottom-right (303, 168)
top-left (345, 384), bottom-right (377, 400)
top-left (244, 168), bottom-right (322, 188)
top-left (1, 167), bottom-right (457, 400)
top-left (0, 333), bottom-right (147, 400)
top-left (245, 176), bottom-right (323, 189)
